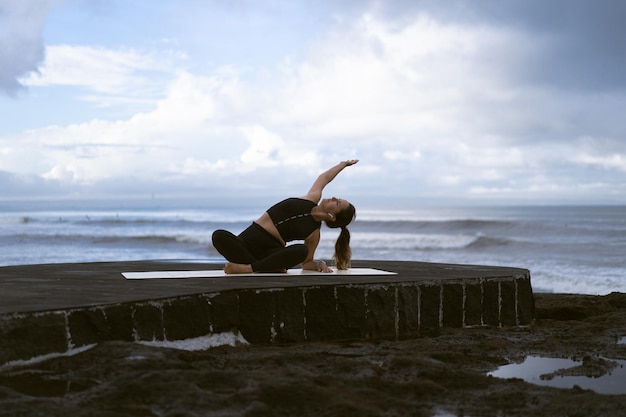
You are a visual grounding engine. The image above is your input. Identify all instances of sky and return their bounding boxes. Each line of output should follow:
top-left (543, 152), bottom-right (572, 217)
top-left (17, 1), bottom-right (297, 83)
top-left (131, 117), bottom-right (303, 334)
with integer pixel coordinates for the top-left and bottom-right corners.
top-left (1, 0), bottom-right (626, 207)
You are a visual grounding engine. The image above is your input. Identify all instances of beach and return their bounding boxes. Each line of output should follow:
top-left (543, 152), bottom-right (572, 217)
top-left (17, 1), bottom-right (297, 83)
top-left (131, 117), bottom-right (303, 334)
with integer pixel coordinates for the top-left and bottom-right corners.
top-left (1, 291), bottom-right (625, 416)
top-left (1, 202), bottom-right (625, 415)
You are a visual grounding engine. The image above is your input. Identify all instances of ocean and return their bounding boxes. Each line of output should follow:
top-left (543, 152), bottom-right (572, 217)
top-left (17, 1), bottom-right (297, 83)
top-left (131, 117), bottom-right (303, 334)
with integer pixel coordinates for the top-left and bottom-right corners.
top-left (1, 201), bottom-right (624, 295)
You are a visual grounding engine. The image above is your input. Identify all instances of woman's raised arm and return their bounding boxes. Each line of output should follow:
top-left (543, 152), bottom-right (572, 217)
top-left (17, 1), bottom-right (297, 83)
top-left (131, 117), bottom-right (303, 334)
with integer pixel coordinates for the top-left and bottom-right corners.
top-left (302, 160), bottom-right (358, 203)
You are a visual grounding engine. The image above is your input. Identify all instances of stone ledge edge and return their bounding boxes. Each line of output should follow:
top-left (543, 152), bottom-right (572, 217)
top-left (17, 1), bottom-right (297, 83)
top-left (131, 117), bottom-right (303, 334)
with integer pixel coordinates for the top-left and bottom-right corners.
top-left (0, 275), bottom-right (533, 367)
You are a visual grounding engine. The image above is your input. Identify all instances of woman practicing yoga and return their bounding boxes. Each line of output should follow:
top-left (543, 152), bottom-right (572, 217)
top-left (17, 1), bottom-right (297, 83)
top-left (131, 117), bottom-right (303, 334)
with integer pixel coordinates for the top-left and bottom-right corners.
top-left (212, 159), bottom-right (358, 274)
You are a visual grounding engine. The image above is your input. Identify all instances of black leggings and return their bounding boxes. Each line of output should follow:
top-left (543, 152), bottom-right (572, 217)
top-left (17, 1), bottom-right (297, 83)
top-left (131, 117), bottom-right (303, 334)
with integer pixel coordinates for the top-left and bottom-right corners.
top-left (211, 222), bottom-right (309, 272)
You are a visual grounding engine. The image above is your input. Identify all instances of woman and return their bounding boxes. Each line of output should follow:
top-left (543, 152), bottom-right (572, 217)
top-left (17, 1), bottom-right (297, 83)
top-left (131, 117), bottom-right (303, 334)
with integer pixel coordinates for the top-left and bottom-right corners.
top-left (212, 159), bottom-right (358, 274)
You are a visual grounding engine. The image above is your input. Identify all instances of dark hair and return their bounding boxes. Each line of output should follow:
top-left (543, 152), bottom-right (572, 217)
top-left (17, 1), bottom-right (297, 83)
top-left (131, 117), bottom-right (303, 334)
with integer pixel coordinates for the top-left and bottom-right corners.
top-left (326, 203), bottom-right (356, 270)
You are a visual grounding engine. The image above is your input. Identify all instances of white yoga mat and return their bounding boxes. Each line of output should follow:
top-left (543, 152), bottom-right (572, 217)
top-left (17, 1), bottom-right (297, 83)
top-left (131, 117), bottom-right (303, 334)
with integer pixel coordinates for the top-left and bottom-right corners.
top-left (122, 267), bottom-right (397, 280)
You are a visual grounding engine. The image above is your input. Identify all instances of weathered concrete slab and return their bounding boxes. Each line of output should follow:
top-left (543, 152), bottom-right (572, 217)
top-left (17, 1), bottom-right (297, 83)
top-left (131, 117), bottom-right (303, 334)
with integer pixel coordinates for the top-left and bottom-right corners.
top-left (0, 259), bottom-right (533, 368)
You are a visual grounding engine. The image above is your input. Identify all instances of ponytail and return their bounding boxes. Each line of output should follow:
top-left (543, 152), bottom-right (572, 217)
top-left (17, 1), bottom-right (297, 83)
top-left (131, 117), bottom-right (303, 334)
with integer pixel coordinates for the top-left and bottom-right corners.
top-left (326, 203), bottom-right (356, 270)
top-left (333, 226), bottom-right (352, 270)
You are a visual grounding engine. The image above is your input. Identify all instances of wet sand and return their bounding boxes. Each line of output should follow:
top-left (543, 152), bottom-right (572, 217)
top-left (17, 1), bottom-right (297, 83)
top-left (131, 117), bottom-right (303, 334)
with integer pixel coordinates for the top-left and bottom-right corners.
top-left (1, 292), bottom-right (625, 417)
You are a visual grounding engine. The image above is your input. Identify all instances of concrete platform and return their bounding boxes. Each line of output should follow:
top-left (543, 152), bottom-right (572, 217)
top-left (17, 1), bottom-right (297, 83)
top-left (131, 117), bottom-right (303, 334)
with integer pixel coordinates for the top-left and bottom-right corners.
top-left (0, 260), bottom-right (533, 368)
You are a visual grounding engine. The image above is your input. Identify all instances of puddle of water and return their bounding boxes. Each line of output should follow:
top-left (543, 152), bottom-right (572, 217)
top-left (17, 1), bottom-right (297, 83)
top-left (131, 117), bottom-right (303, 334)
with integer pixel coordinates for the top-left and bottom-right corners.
top-left (488, 356), bottom-right (626, 395)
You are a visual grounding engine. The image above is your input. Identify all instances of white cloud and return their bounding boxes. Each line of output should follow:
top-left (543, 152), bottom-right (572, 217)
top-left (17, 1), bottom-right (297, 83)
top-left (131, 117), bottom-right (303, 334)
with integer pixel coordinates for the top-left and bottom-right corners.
top-left (571, 136), bottom-right (626, 172)
top-left (19, 44), bottom-right (185, 109)
top-left (22, 45), bottom-right (156, 90)
top-left (42, 163), bottom-right (83, 183)
top-left (577, 153), bottom-right (626, 172)
top-left (383, 150), bottom-right (421, 161)
top-left (272, 13), bottom-right (529, 149)
top-left (239, 125), bottom-right (283, 168)
top-left (2, 5), bottom-right (626, 203)
top-left (1, 69), bottom-right (240, 183)
top-left (239, 125), bottom-right (319, 170)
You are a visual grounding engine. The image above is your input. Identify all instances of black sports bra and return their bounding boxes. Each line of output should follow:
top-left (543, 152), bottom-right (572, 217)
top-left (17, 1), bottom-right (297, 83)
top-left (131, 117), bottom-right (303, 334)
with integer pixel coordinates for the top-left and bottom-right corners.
top-left (266, 198), bottom-right (321, 242)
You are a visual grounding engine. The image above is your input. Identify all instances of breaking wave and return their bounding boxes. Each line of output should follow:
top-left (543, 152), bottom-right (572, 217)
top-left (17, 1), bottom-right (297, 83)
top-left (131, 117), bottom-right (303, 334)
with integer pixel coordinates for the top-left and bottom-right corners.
top-left (2, 204), bottom-right (625, 294)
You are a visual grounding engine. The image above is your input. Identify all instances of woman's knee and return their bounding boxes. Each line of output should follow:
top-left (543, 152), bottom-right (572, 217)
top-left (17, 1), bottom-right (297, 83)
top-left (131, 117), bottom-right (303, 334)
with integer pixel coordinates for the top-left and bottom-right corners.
top-left (212, 229), bottom-right (229, 243)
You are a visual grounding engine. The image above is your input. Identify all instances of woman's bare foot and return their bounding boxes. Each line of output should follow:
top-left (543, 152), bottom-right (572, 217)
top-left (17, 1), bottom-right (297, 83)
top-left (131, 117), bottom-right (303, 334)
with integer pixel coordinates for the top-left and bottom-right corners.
top-left (224, 262), bottom-right (253, 274)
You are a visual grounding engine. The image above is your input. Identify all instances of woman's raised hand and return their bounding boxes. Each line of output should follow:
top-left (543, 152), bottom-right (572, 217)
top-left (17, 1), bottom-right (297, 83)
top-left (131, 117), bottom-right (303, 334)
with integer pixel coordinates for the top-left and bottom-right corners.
top-left (343, 159), bottom-right (359, 166)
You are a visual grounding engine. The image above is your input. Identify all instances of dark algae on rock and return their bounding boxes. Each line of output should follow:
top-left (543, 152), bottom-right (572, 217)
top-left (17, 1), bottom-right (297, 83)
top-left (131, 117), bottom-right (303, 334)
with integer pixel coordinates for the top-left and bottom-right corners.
top-left (1, 292), bottom-right (626, 417)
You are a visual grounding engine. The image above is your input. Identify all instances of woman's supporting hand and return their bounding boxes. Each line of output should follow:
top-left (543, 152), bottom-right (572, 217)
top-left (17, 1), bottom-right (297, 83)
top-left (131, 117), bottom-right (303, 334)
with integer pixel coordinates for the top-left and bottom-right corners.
top-left (317, 260), bottom-right (333, 273)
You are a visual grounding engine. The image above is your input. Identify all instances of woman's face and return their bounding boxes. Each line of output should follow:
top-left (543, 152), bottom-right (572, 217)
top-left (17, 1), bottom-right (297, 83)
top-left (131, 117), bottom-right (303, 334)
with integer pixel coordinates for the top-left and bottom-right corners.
top-left (322, 197), bottom-right (349, 216)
